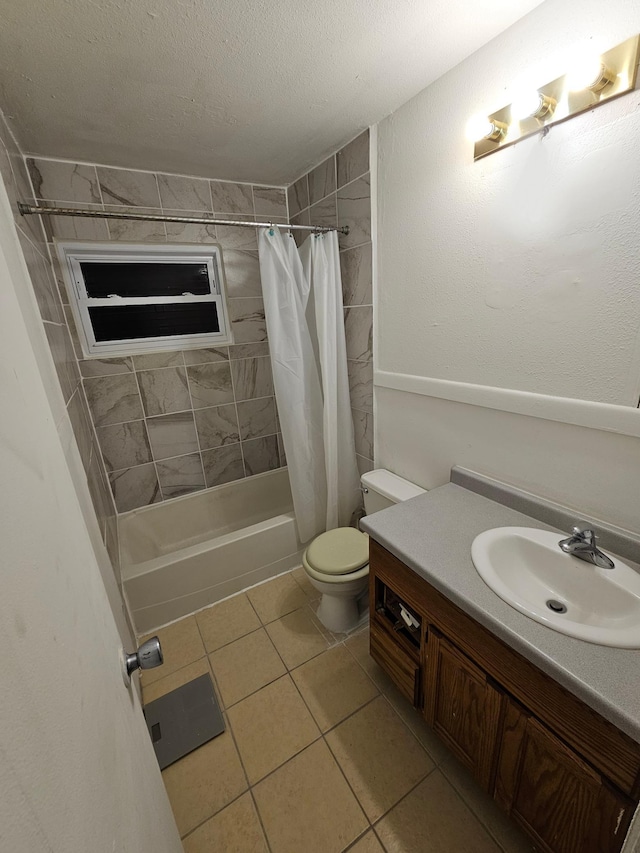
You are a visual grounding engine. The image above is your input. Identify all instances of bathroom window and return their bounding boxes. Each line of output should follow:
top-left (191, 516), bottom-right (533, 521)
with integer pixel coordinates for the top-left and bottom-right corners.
top-left (57, 241), bottom-right (232, 357)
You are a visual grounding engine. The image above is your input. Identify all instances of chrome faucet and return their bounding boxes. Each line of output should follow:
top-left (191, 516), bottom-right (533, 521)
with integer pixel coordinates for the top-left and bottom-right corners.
top-left (558, 525), bottom-right (615, 569)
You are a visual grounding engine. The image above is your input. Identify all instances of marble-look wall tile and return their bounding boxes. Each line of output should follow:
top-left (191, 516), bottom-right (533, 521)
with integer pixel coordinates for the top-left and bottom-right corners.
top-left (202, 444), bottom-right (245, 488)
top-left (186, 362), bottom-right (234, 408)
top-left (356, 454), bottom-right (374, 475)
top-left (109, 463), bottom-right (161, 512)
top-left (287, 175), bottom-right (309, 218)
top-left (133, 351), bottom-right (184, 370)
top-left (228, 298), bottom-right (267, 344)
top-left (347, 361), bottom-right (373, 413)
top-left (290, 208), bottom-right (311, 248)
top-left (84, 373), bottom-right (144, 426)
top-left (223, 250), bottom-right (262, 298)
top-left (309, 194), bottom-right (338, 230)
top-left (64, 305), bottom-right (84, 359)
top-left (97, 167), bottom-right (161, 207)
top-left (66, 386), bottom-right (94, 475)
top-left (309, 157), bottom-right (336, 205)
top-left (156, 453), bottom-right (205, 498)
top-left (182, 346), bottom-right (230, 366)
top-left (237, 397), bottom-right (277, 441)
top-left (216, 215), bottom-right (258, 250)
top-left (277, 432), bottom-right (287, 467)
top-left (194, 404), bottom-right (240, 450)
top-left (340, 243), bottom-right (372, 306)
top-left (337, 175), bottom-right (371, 250)
top-left (79, 356), bottom-right (134, 378)
top-left (17, 229), bottom-right (64, 323)
top-left (210, 181), bottom-right (254, 216)
top-left (43, 321), bottom-right (81, 404)
top-left (352, 409), bottom-right (373, 460)
top-left (253, 186), bottom-right (287, 218)
top-left (242, 435), bottom-right (279, 476)
top-left (231, 356), bottom-right (274, 401)
top-left (106, 206), bottom-right (167, 242)
top-left (337, 130), bottom-right (369, 189)
top-left (47, 203), bottom-right (110, 241)
top-left (88, 451), bottom-right (117, 523)
top-left (344, 306), bottom-right (373, 363)
top-left (157, 173), bottom-right (212, 211)
top-left (27, 158), bottom-right (101, 204)
top-left (97, 420), bottom-right (152, 471)
top-left (137, 366), bottom-right (191, 416)
top-left (146, 412), bottom-right (199, 460)
top-left (229, 342), bottom-right (269, 360)
top-left (164, 211), bottom-right (217, 244)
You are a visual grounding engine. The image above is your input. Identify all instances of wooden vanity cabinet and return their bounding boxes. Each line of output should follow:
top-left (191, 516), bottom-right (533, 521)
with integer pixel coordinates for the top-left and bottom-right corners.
top-left (369, 539), bottom-right (640, 853)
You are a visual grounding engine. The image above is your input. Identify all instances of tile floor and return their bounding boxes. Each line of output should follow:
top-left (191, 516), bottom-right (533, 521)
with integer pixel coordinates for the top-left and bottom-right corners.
top-left (140, 568), bottom-right (535, 853)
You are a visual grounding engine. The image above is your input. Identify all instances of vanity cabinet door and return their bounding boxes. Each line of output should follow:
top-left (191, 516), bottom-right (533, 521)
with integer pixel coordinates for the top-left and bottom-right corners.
top-left (423, 627), bottom-right (503, 791)
top-left (495, 697), bottom-right (633, 853)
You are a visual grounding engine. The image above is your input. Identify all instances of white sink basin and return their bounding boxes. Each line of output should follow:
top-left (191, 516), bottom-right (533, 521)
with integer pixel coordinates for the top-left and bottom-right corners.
top-left (471, 527), bottom-right (640, 648)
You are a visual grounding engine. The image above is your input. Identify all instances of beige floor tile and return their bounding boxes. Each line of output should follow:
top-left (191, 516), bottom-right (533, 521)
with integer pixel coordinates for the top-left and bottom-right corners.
top-left (140, 615), bottom-right (205, 686)
top-left (266, 606), bottom-right (330, 669)
top-left (182, 792), bottom-right (268, 853)
top-left (196, 593), bottom-right (261, 652)
top-left (345, 631), bottom-right (451, 764)
top-left (325, 695), bottom-right (433, 822)
top-left (441, 755), bottom-right (535, 852)
top-left (375, 770), bottom-right (501, 853)
top-left (253, 739), bottom-right (368, 853)
top-left (291, 565), bottom-right (320, 600)
top-left (209, 627), bottom-right (286, 706)
top-left (227, 675), bottom-right (320, 784)
top-left (347, 830), bottom-right (386, 853)
top-left (247, 572), bottom-right (309, 623)
top-left (162, 731), bottom-right (247, 836)
top-left (142, 657), bottom-right (212, 705)
top-left (292, 644), bottom-right (379, 731)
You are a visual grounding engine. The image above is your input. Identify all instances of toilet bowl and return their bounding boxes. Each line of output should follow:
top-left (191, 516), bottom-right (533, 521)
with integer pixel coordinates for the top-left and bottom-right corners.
top-left (302, 470), bottom-right (426, 632)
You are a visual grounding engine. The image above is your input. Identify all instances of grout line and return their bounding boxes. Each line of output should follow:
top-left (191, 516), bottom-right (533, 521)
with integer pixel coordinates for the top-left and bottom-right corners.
top-left (182, 350), bottom-right (207, 491)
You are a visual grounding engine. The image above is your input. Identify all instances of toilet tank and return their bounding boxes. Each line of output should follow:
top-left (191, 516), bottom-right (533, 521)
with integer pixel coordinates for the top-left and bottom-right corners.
top-left (361, 469), bottom-right (426, 515)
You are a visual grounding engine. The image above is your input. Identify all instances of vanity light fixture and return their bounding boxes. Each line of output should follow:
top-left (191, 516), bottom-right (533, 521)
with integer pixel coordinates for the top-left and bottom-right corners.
top-left (465, 115), bottom-right (508, 142)
top-left (469, 33), bottom-right (639, 161)
top-left (566, 57), bottom-right (615, 92)
top-left (511, 90), bottom-right (557, 121)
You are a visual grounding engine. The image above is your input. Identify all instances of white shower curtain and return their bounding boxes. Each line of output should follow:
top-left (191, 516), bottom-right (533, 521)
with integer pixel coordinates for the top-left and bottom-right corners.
top-left (258, 227), bottom-right (360, 543)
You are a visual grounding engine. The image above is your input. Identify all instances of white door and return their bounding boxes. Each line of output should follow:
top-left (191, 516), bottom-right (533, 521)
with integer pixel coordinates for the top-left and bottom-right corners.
top-left (0, 183), bottom-right (182, 852)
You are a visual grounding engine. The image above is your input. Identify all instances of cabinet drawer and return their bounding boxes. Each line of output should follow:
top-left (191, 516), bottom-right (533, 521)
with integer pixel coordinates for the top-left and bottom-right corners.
top-left (370, 620), bottom-right (420, 708)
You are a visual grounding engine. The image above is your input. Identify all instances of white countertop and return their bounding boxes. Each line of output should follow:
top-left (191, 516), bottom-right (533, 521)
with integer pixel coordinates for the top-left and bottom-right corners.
top-left (361, 482), bottom-right (640, 743)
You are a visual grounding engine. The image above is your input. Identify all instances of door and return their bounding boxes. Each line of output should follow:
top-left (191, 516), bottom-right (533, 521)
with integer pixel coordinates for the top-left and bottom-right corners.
top-left (424, 627), bottom-right (503, 790)
top-left (494, 697), bottom-right (633, 853)
top-left (0, 186), bottom-right (182, 852)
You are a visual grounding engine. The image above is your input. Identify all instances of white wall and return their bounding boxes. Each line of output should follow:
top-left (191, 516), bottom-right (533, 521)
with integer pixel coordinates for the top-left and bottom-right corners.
top-left (0, 165), bottom-right (182, 852)
top-left (375, 0), bottom-right (640, 531)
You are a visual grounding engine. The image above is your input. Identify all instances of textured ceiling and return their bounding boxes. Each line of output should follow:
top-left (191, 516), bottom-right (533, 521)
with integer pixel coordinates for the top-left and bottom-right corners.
top-left (0, 0), bottom-right (544, 184)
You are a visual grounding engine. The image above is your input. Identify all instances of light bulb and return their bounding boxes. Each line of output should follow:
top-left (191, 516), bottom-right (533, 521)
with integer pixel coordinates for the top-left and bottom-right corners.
top-left (465, 114), bottom-right (508, 143)
top-left (511, 90), bottom-right (556, 120)
top-left (566, 57), bottom-right (614, 92)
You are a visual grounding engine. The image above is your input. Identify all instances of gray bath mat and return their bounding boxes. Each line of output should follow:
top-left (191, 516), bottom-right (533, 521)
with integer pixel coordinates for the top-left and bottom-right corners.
top-left (143, 673), bottom-right (225, 770)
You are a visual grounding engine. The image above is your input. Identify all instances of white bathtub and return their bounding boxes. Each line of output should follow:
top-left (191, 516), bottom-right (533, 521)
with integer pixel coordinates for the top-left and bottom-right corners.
top-left (120, 468), bottom-right (303, 633)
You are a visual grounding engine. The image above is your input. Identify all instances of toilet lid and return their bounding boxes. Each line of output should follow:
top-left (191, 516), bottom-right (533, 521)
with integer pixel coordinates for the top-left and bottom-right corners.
top-left (305, 527), bottom-right (369, 575)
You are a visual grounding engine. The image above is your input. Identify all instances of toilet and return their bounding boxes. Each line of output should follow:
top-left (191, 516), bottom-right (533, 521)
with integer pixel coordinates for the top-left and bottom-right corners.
top-left (302, 469), bottom-right (426, 632)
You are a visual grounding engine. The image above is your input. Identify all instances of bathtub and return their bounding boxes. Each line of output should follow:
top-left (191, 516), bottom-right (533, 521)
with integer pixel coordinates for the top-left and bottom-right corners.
top-left (120, 468), bottom-right (303, 633)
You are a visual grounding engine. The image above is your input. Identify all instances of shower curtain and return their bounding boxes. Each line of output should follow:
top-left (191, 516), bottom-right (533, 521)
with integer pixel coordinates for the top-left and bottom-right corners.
top-left (258, 227), bottom-right (360, 543)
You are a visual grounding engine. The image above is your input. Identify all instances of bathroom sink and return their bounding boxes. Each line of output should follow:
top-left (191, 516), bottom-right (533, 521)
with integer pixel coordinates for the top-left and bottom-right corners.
top-left (471, 527), bottom-right (640, 648)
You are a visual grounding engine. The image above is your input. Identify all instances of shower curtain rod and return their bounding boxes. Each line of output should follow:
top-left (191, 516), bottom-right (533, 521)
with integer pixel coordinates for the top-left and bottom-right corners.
top-left (17, 202), bottom-right (350, 235)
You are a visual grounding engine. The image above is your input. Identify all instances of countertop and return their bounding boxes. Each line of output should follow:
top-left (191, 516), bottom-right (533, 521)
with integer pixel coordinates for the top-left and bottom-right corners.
top-left (361, 481), bottom-right (640, 743)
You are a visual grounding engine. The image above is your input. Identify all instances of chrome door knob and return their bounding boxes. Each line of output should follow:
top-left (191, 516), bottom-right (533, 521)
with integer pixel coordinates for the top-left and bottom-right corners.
top-left (125, 636), bottom-right (163, 678)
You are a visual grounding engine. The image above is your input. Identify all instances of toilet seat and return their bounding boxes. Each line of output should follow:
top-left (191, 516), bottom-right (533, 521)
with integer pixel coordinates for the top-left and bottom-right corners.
top-left (303, 527), bottom-right (369, 583)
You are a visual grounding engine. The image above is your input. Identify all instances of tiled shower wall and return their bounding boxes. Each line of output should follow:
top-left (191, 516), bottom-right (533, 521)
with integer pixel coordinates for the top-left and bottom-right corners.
top-left (0, 112), bottom-right (119, 572)
top-left (287, 130), bottom-right (374, 475)
top-left (27, 156), bottom-right (289, 512)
